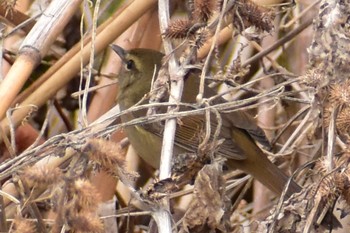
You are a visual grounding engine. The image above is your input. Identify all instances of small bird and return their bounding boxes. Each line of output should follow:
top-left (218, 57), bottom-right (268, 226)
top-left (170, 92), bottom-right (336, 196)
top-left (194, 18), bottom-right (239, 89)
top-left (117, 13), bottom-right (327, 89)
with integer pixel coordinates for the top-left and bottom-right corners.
top-left (111, 44), bottom-right (301, 196)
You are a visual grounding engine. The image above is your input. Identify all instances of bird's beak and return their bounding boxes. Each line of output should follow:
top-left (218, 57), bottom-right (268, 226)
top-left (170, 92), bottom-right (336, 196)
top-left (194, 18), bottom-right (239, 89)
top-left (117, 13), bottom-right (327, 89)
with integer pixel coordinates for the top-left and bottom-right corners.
top-left (110, 44), bottom-right (127, 63)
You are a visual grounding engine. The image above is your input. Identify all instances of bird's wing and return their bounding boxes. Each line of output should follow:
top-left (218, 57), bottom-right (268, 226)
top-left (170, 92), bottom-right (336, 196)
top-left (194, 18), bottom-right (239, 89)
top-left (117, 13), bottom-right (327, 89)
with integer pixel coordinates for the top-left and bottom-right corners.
top-left (143, 112), bottom-right (247, 160)
top-left (183, 72), bottom-right (271, 149)
top-left (223, 110), bottom-right (271, 149)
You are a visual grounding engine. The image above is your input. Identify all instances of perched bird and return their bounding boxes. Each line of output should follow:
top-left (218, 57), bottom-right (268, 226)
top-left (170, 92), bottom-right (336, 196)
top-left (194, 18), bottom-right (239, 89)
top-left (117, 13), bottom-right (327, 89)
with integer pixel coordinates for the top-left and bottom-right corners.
top-left (111, 45), bottom-right (342, 229)
top-left (111, 44), bottom-right (300, 196)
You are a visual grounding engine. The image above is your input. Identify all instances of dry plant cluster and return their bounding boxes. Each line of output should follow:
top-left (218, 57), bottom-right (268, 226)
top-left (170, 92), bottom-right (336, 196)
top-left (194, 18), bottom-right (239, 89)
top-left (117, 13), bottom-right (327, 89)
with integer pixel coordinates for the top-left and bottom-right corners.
top-left (0, 0), bottom-right (349, 232)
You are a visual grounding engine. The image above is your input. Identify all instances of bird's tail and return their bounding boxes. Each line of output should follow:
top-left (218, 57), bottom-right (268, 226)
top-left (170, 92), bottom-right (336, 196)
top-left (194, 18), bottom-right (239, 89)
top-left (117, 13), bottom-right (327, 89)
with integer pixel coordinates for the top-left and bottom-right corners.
top-left (228, 127), bottom-right (301, 197)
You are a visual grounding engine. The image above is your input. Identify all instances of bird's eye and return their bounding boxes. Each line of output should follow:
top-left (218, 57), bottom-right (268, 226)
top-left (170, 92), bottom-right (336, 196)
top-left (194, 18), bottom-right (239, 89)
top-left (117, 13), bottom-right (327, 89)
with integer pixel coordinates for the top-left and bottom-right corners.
top-left (125, 59), bottom-right (135, 70)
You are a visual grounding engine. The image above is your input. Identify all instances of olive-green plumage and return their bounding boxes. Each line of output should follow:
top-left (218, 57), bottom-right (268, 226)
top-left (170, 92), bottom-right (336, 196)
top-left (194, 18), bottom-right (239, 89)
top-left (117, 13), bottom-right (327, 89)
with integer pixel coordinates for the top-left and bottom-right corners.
top-left (111, 44), bottom-right (301, 196)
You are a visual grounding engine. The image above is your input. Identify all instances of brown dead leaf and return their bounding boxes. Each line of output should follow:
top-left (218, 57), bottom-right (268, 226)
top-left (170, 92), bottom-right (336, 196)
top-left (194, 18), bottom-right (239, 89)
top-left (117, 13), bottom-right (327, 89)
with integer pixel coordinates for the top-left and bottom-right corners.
top-left (181, 163), bottom-right (228, 232)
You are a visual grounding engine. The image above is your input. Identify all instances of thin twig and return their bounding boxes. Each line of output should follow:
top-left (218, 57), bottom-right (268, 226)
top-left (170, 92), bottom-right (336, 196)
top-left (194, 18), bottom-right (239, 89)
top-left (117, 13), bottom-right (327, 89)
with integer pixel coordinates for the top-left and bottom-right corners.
top-left (6, 109), bottom-right (16, 155)
top-left (82, 0), bottom-right (101, 126)
top-left (326, 106), bottom-right (339, 171)
top-left (279, 105), bottom-right (315, 153)
top-left (197, 0), bottom-right (229, 103)
top-left (281, 0), bottom-right (320, 29)
top-left (25, 102), bottom-right (52, 151)
top-left (242, 17), bottom-right (313, 67)
top-left (271, 105), bottom-right (310, 146)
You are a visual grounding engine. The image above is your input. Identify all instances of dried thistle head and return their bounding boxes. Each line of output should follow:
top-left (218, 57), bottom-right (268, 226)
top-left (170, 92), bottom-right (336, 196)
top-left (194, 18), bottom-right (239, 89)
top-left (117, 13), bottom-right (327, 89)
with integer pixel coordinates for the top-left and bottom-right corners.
top-left (11, 217), bottom-right (36, 233)
top-left (338, 148), bottom-right (350, 166)
top-left (313, 153), bottom-right (350, 212)
top-left (327, 149), bottom-right (350, 214)
top-left (83, 138), bottom-right (126, 175)
top-left (164, 19), bottom-right (202, 39)
top-left (21, 166), bottom-right (62, 187)
top-left (59, 179), bottom-right (103, 232)
top-left (336, 107), bottom-right (350, 139)
top-left (314, 158), bottom-right (329, 176)
top-left (192, 27), bottom-right (211, 48)
top-left (301, 67), bottom-right (328, 87)
top-left (231, 0), bottom-right (274, 33)
top-left (328, 80), bottom-right (350, 106)
top-left (164, 0), bottom-right (218, 49)
top-left (317, 173), bottom-right (340, 198)
top-left (70, 179), bottom-right (101, 211)
top-left (67, 212), bottom-right (104, 233)
top-left (191, 0), bottom-right (218, 23)
top-left (82, 138), bottom-right (139, 186)
top-left (340, 170), bottom-right (350, 208)
top-left (323, 81), bottom-right (350, 139)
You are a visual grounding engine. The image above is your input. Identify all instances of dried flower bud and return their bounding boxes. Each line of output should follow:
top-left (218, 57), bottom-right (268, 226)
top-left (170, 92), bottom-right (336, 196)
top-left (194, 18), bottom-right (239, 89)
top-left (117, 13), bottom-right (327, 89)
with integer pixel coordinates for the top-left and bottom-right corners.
top-left (22, 166), bottom-right (62, 187)
top-left (164, 19), bottom-right (196, 39)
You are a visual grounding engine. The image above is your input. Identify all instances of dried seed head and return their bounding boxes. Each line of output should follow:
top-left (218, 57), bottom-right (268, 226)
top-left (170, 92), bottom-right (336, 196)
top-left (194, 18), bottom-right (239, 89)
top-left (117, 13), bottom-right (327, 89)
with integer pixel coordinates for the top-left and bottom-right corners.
top-left (329, 80), bottom-right (350, 106)
top-left (82, 138), bottom-right (139, 185)
top-left (323, 81), bottom-right (350, 139)
top-left (22, 166), bottom-right (62, 186)
top-left (336, 107), bottom-right (350, 138)
top-left (301, 68), bottom-right (328, 87)
top-left (315, 173), bottom-right (341, 212)
top-left (11, 217), bottom-right (36, 233)
top-left (83, 138), bottom-right (126, 175)
top-left (192, 0), bottom-right (218, 23)
top-left (164, 19), bottom-right (196, 39)
top-left (232, 0), bottom-right (274, 33)
top-left (68, 212), bottom-right (104, 233)
top-left (72, 179), bottom-right (101, 211)
top-left (340, 170), bottom-right (350, 206)
top-left (191, 27), bottom-right (210, 48)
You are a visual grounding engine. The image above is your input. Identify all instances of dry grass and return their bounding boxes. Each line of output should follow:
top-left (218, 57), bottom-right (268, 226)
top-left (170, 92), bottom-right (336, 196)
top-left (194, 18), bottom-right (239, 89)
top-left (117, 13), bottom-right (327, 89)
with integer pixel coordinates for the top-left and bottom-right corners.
top-left (0, 0), bottom-right (349, 232)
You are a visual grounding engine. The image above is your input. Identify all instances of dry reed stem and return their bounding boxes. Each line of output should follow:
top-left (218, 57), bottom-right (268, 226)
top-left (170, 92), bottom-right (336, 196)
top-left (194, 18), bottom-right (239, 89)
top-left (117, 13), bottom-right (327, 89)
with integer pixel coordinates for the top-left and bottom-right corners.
top-left (0, 54), bottom-right (37, 118)
top-left (12, 4), bottom-right (126, 105)
top-left (0, 0), bottom-right (158, 139)
top-left (0, 0), bottom-right (82, 120)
